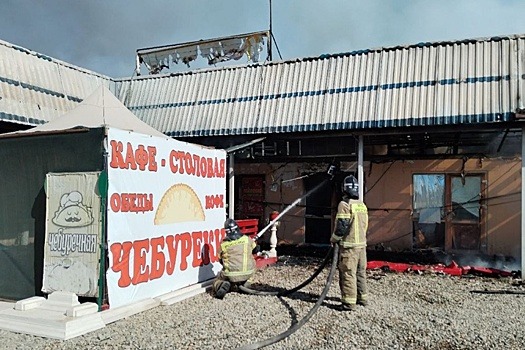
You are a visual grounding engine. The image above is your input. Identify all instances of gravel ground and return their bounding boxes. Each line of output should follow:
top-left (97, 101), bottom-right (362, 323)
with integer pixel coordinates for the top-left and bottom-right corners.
top-left (2, 254), bottom-right (524, 350)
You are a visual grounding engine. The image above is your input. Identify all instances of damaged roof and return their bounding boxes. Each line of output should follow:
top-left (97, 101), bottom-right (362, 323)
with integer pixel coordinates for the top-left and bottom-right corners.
top-left (1, 34), bottom-right (525, 137)
top-left (115, 34), bottom-right (525, 137)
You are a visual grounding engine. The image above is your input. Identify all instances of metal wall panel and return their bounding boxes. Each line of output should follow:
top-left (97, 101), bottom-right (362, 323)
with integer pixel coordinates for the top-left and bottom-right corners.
top-left (0, 39), bottom-right (113, 126)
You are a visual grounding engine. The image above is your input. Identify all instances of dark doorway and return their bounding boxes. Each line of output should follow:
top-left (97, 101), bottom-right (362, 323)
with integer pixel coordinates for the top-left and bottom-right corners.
top-left (304, 173), bottom-right (333, 244)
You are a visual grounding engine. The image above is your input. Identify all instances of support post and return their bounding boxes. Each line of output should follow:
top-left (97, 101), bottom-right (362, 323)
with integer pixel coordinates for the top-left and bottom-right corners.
top-left (521, 127), bottom-right (525, 279)
top-left (358, 135), bottom-right (364, 201)
top-left (228, 153), bottom-right (235, 219)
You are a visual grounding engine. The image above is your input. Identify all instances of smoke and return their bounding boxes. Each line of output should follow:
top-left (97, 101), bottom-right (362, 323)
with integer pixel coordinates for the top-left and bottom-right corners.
top-left (2, 1), bottom-right (525, 78)
top-left (448, 253), bottom-right (521, 273)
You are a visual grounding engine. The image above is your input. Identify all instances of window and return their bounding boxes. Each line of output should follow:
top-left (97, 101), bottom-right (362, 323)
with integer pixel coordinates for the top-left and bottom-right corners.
top-left (413, 173), bottom-right (483, 251)
top-left (413, 174), bottom-right (445, 248)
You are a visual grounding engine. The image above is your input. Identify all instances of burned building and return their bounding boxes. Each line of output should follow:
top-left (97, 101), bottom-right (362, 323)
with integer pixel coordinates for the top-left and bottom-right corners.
top-left (1, 33), bottom-right (525, 301)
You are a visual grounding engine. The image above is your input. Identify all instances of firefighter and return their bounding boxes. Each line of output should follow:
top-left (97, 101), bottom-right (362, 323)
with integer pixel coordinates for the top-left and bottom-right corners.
top-left (330, 175), bottom-right (369, 311)
top-left (212, 218), bottom-right (257, 299)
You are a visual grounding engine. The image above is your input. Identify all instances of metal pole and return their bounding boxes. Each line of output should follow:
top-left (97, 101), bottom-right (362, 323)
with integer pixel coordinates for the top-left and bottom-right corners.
top-left (521, 127), bottom-right (525, 280)
top-left (97, 147), bottom-right (109, 311)
top-left (358, 135), bottom-right (364, 201)
top-left (228, 153), bottom-right (235, 218)
top-left (268, 0), bottom-right (273, 61)
top-left (98, 189), bottom-right (107, 311)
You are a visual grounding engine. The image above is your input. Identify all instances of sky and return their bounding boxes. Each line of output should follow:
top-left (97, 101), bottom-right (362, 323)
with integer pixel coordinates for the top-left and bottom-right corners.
top-left (2, 0), bottom-right (525, 78)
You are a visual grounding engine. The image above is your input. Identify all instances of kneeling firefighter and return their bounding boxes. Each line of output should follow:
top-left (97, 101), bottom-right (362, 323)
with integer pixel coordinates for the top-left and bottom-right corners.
top-left (330, 175), bottom-right (369, 311)
top-left (212, 218), bottom-right (257, 299)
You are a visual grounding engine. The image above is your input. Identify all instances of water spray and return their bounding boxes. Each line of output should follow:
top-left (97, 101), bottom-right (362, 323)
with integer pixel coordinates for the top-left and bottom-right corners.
top-left (255, 196), bottom-right (302, 239)
top-left (255, 161), bottom-right (339, 240)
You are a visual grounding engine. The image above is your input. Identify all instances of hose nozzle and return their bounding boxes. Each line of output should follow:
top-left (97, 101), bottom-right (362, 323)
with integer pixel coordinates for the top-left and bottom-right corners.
top-left (327, 162), bottom-right (339, 179)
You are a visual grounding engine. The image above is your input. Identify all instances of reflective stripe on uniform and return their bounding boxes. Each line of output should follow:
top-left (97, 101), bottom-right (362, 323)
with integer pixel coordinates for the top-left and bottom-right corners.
top-left (225, 269), bottom-right (255, 277)
top-left (351, 203), bottom-right (364, 245)
top-left (242, 238), bottom-right (249, 273)
top-left (336, 213), bottom-right (351, 219)
top-left (342, 296), bottom-right (357, 304)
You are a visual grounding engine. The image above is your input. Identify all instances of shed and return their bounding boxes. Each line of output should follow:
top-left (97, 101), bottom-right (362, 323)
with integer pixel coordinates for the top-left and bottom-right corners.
top-left (0, 86), bottom-right (226, 308)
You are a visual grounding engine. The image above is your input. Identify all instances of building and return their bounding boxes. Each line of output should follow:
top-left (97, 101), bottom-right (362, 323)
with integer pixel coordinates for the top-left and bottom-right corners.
top-left (1, 34), bottom-right (524, 277)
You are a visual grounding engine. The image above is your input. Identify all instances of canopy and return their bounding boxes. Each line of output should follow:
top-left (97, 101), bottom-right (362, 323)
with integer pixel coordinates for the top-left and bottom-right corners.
top-left (1, 85), bottom-right (167, 138)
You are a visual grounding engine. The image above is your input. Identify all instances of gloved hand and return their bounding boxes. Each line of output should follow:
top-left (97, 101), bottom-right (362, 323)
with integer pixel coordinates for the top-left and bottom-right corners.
top-left (252, 244), bottom-right (261, 255)
top-left (330, 235), bottom-right (341, 244)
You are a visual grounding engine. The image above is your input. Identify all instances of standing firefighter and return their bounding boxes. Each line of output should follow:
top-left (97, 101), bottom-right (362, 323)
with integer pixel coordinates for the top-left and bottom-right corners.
top-left (212, 218), bottom-right (257, 299)
top-left (330, 175), bottom-right (369, 311)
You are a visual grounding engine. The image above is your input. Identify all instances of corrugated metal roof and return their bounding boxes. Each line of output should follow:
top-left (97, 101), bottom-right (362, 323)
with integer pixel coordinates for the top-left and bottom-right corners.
top-left (115, 34), bottom-right (525, 137)
top-left (0, 39), bottom-right (113, 126)
top-left (1, 34), bottom-right (524, 136)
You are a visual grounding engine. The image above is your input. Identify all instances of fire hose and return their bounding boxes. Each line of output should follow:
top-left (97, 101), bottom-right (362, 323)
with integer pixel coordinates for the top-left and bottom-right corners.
top-left (235, 244), bottom-right (339, 350)
top-left (239, 246), bottom-right (334, 296)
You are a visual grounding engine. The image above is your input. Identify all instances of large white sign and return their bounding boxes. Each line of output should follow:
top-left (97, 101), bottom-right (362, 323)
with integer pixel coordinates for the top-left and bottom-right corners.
top-left (106, 129), bottom-right (226, 308)
top-left (43, 172), bottom-right (101, 297)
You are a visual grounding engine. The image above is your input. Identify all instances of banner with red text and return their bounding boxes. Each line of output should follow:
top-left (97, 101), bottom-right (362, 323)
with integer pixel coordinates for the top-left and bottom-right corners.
top-left (106, 128), bottom-right (226, 308)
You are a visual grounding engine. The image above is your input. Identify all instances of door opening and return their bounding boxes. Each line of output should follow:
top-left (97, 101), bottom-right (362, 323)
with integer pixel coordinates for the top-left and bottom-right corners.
top-left (445, 175), bottom-right (483, 251)
top-left (304, 173), bottom-right (333, 244)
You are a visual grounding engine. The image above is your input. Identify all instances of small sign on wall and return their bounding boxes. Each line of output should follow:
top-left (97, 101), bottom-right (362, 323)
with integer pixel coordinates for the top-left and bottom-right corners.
top-left (42, 172), bottom-right (102, 297)
top-left (239, 176), bottom-right (265, 217)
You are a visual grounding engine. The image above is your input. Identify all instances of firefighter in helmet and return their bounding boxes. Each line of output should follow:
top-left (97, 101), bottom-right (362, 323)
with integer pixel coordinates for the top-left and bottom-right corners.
top-left (330, 175), bottom-right (369, 311)
top-left (212, 218), bottom-right (257, 299)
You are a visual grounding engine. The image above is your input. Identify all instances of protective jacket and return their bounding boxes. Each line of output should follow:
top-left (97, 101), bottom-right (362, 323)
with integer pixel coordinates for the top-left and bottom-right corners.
top-left (331, 198), bottom-right (368, 248)
top-left (219, 234), bottom-right (256, 283)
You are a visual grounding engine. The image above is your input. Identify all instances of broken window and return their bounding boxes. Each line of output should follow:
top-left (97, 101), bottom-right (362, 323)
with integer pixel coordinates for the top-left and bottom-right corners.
top-left (413, 174), bottom-right (445, 248)
top-left (449, 175), bottom-right (482, 250)
top-left (412, 174), bottom-right (483, 251)
top-left (450, 176), bottom-right (481, 221)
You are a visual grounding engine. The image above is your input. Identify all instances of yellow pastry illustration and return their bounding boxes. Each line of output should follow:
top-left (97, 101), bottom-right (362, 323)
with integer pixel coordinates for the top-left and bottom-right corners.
top-left (154, 183), bottom-right (205, 225)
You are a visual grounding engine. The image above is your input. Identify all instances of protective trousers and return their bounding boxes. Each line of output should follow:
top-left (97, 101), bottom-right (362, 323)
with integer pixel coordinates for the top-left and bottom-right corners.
top-left (338, 247), bottom-right (367, 305)
top-left (212, 271), bottom-right (230, 297)
top-left (212, 271), bottom-right (252, 297)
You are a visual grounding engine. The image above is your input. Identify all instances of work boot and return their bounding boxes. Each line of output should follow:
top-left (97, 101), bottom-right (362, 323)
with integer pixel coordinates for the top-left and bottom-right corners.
top-left (340, 303), bottom-right (357, 311)
top-left (357, 300), bottom-right (368, 307)
top-left (215, 281), bottom-right (231, 299)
